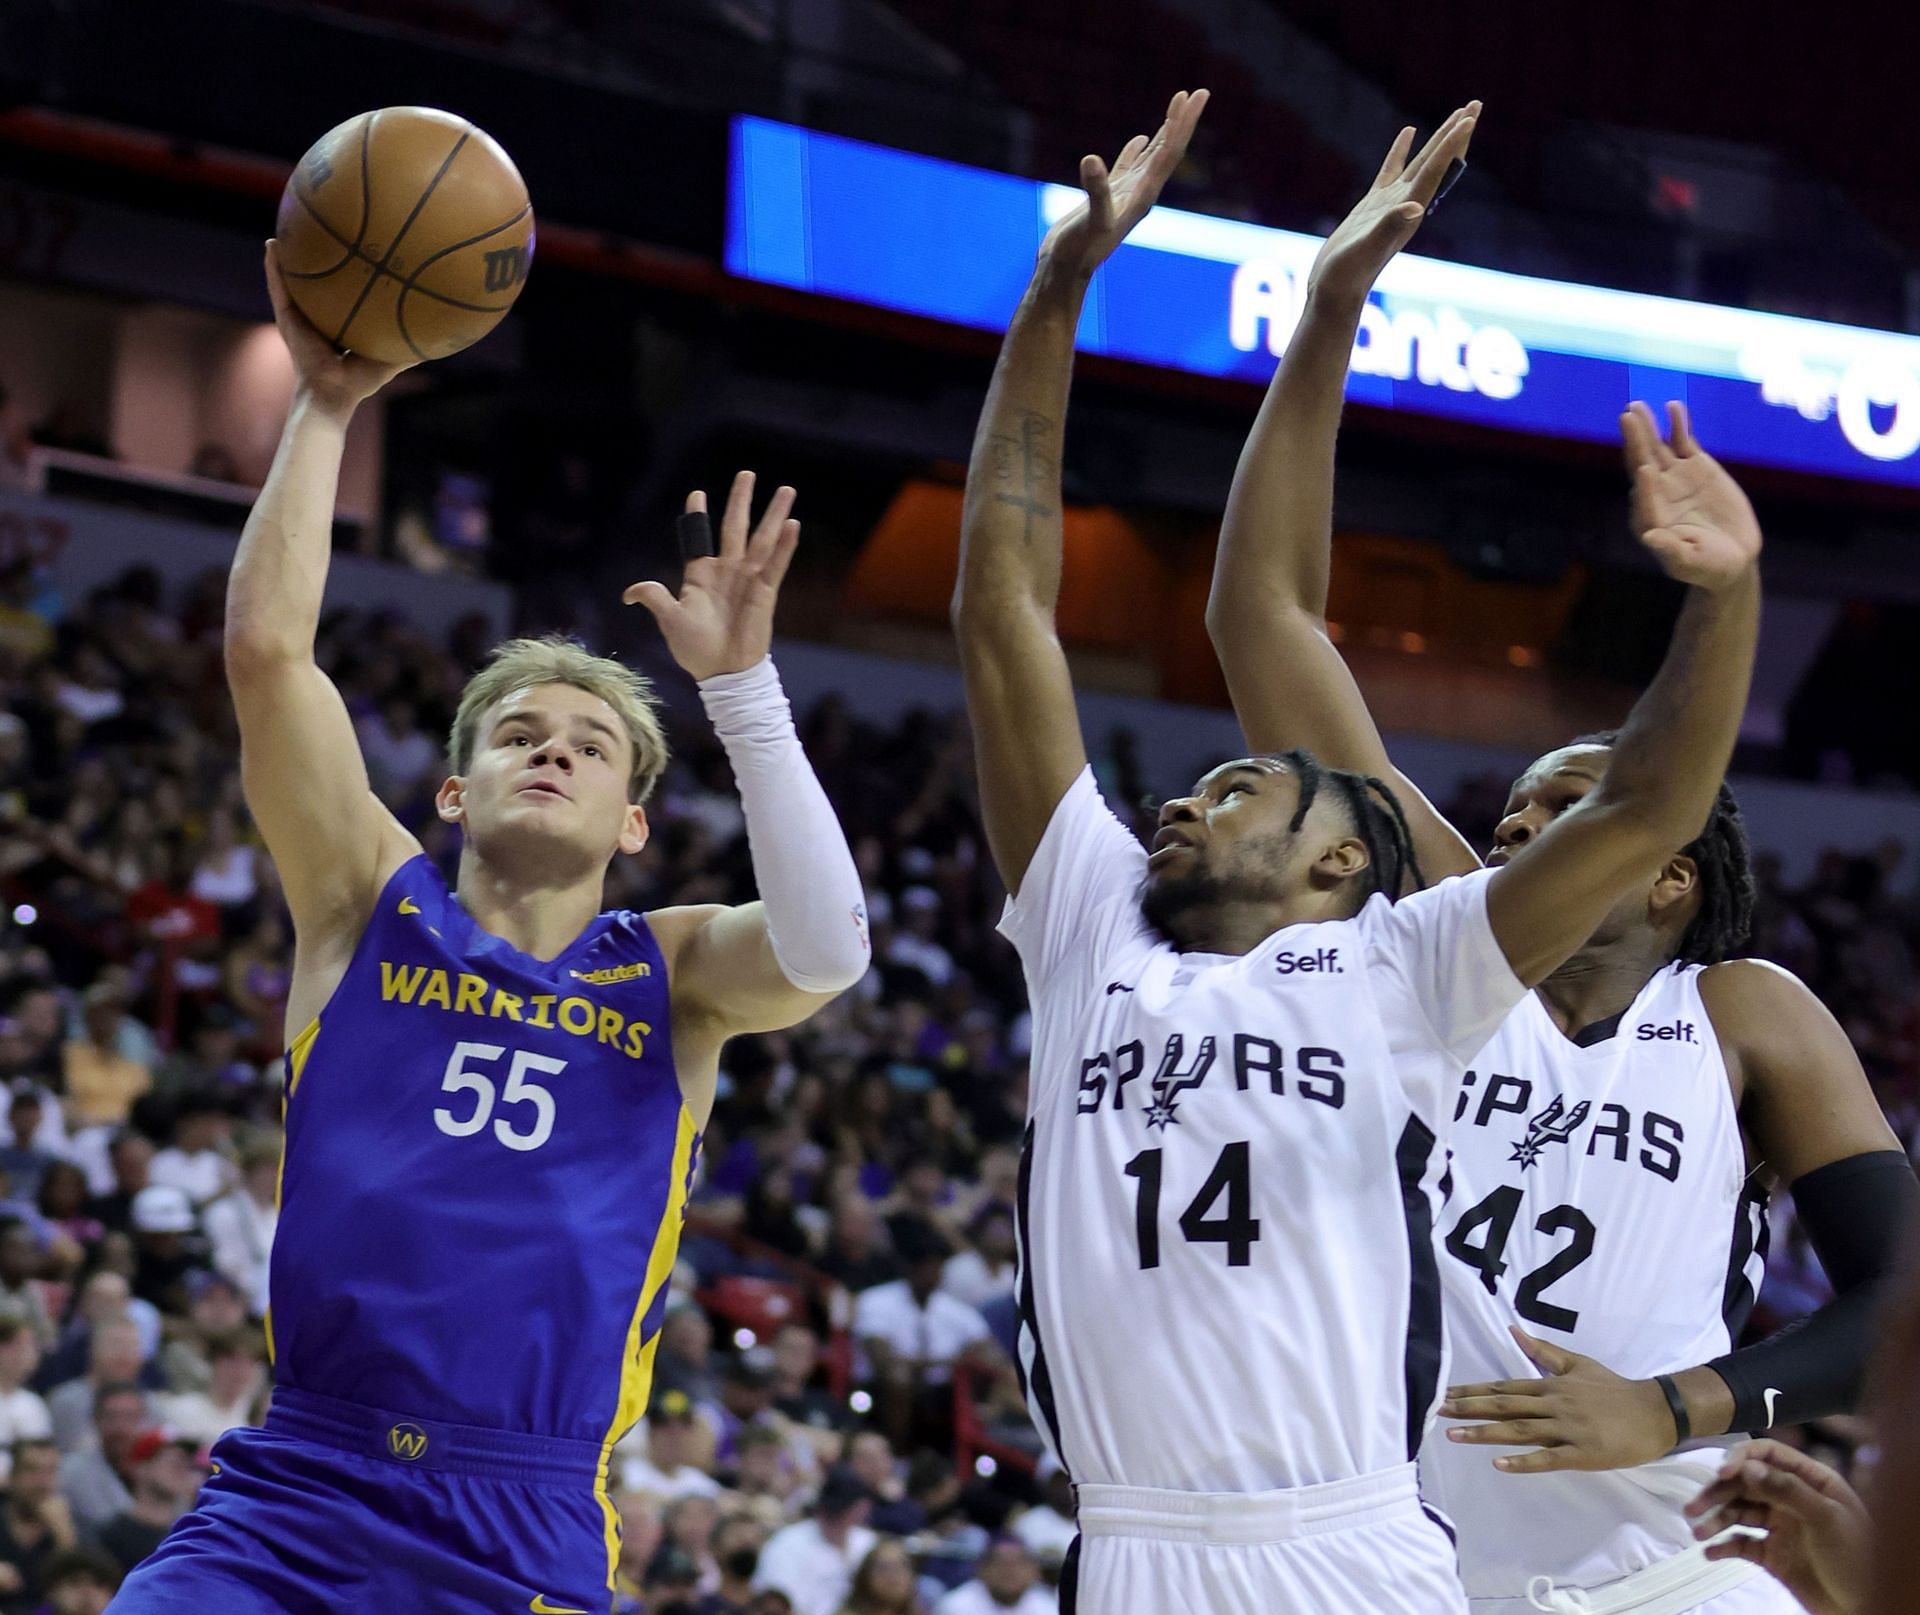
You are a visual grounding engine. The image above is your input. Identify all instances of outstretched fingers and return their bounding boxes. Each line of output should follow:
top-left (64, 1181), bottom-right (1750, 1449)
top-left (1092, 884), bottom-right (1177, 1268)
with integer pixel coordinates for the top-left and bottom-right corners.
top-left (747, 484), bottom-right (797, 562)
top-left (1407, 106), bottom-right (1479, 206)
top-left (717, 469), bottom-right (757, 558)
top-left (764, 519), bottom-right (801, 592)
top-left (1372, 126), bottom-right (1416, 189)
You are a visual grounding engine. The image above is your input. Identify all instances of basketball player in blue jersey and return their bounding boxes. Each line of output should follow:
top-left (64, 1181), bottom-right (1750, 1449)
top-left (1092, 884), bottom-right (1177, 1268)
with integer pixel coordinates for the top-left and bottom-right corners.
top-left (1205, 108), bottom-right (1916, 1613)
top-left (955, 91), bottom-right (1767, 1615)
top-left (114, 247), bottom-right (872, 1614)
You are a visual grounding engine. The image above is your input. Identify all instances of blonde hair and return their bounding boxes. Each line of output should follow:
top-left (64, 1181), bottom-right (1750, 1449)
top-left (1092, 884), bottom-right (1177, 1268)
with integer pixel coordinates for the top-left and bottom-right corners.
top-left (449, 636), bottom-right (669, 803)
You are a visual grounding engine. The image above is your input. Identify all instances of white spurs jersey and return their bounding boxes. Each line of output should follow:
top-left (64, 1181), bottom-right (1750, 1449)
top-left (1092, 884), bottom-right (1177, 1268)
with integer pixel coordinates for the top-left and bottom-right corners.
top-left (1000, 771), bottom-right (1525, 1493)
top-left (1420, 963), bottom-right (1769, 1611)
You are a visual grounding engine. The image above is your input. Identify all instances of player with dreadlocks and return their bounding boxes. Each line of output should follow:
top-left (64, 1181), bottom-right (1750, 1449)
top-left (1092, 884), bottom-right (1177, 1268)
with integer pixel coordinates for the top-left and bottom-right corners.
top-left (954, 91), bottom-right (1774, 1615)
top-left (1205, 103), bottom-right (1915, 1615)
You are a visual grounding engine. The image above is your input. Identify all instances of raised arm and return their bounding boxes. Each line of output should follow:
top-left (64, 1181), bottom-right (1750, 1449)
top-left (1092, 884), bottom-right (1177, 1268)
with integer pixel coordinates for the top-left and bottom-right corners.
top-left (952, 90), bottom-right (1208, 894)
top-left (628, 475), bottom-right (869, 1097)
top-left (1486, 403), bottom-right (1760, 987)
top-left (1206, 108), bottom-right (1480, 883)
top-left (227, 245), bottom-right (421, 969)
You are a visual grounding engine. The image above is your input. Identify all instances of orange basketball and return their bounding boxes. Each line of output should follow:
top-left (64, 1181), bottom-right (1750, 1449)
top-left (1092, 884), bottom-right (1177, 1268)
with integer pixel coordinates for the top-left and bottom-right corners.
top-left (275, 107), bottom-right (534, 365)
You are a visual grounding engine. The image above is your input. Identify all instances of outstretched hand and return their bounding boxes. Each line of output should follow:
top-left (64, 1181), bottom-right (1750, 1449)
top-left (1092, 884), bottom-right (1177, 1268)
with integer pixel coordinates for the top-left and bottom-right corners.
top-left (625, 471), bottom-right (800, 683)
top-left (1039, 89), bottom-right (1210, 282)
top-left (1684, 1440), bottom-right (1868, 1615)
top-left (1439, 1326), bottom-right (1685, 1474)
top-left (1307, 102), bottom-right (1480, 306)
top-left (263, 241), bottom-right (417, 417)
top-left (1622, 401), bottom-right (1762, 591)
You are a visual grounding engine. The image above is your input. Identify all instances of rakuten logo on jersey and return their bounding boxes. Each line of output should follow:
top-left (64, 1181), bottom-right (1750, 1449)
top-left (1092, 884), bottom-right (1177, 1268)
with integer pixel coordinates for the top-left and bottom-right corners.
top-left (1274, 947), bottom-right (1341, 976)
top-left (1635, 1019), bottom-right (1697, 1043)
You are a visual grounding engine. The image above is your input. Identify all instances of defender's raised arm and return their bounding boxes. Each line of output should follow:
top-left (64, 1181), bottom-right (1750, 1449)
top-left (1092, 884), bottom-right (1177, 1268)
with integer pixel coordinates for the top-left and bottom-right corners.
top-left (952, 90), bottom-right (1208, 895)
top-left (1485, 403), bottom-right (1761, 986)
top-left (1206, 108), bottom-right (1480, 885)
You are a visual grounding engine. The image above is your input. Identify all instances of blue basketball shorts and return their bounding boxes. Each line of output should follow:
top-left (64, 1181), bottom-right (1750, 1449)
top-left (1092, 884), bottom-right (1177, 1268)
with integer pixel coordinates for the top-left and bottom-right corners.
top-left (112, 1387), bottom-right (617, 1615)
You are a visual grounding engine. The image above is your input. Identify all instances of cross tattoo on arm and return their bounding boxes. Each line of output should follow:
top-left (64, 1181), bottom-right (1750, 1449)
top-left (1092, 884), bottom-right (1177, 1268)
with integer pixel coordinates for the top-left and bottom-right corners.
top-left (989, 410), bottom-right (1059, 547)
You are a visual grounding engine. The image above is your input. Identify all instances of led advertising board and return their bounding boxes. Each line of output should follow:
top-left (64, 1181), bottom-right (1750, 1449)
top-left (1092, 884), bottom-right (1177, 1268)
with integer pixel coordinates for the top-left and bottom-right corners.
top-left (728, 115), bottom-right (1920, 487)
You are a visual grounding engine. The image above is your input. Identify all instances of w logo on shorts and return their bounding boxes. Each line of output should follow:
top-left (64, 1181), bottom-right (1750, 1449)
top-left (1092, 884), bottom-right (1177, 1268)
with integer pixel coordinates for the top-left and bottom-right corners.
top-left (387, 1423), bottom-right (429, 1461)
top-left (1507, 1095), bottom-right (1590, 1170)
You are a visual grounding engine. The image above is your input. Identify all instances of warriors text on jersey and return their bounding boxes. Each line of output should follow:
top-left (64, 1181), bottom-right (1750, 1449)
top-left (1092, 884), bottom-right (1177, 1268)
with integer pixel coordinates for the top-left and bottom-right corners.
top-left (1000, 771), bottom-right (1526, 1494)
top-left (1421, 963), bottom-right (1771, 1611)
top-left (271, 854), bottom-right (698, 1476)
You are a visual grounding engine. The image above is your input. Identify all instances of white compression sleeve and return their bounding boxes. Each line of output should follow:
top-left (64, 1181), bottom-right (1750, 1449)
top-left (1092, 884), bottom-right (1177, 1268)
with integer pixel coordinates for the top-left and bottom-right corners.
top-left (697, 656), bottom-right (871, 993)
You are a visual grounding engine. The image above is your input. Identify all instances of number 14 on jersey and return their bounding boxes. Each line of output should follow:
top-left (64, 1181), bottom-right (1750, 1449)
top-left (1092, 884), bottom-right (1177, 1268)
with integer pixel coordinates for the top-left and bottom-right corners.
top-left (1124, 1141), bottom-right (1263, 1268)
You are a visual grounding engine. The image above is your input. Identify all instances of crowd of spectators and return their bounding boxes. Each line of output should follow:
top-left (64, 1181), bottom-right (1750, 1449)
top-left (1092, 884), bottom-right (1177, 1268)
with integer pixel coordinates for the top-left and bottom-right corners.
top-left (0, 553), bottom-right (1913, 1610)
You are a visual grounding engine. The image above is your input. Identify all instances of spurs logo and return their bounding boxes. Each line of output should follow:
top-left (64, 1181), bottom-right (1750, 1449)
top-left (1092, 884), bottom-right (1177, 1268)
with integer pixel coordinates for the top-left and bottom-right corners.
top-left (1508, 1095), bottom-right (1591, 1169)
top-left (1144, 1034), bottom-right (1216, 1130)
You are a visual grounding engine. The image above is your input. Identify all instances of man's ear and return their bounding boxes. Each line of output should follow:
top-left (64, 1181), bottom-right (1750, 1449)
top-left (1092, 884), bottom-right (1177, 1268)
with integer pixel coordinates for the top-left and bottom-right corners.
top-left (1312, 835), bottom-right (1370, 889)
top-left (434, 775), bottom-right (464, 824)
top-left (1649, 851), bottom-right (1699, 924)
top-left (618, 803), bottom-right (650, 857)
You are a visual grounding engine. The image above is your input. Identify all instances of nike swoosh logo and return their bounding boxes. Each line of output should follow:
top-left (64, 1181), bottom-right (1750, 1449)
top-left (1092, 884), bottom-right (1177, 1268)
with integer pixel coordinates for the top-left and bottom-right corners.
top-left (530, 1599), bottom-right (589, 1614)
top-left (1105, 981), bottom-right (1135, 995)
top-left (399, 897), bottom-right (421, 916)
top-left (1762, 1386), bottom-right (1781, 1428)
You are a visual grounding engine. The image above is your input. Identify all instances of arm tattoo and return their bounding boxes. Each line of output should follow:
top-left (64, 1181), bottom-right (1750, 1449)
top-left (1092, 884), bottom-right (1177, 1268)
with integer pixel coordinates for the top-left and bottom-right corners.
top-left (989, 410), bottom-right (1059, 546)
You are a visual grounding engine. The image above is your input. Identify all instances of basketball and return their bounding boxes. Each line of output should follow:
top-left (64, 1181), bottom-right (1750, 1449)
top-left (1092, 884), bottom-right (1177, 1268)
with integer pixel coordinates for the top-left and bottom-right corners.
top-left (274, 106), bottom-right (534, 365)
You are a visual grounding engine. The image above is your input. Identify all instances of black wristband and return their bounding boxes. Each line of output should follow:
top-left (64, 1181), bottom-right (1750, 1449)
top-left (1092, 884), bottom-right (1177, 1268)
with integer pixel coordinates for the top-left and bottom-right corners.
top-left (676, 509), bottom-right (716, 560)
top-left (1656, 1373), bottom-right (1691, 1448)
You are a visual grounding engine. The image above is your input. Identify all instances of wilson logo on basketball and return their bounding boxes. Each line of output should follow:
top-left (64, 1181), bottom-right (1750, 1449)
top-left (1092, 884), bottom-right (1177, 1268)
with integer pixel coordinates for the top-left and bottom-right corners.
top-left (484, 247), bottom-right (529, 294)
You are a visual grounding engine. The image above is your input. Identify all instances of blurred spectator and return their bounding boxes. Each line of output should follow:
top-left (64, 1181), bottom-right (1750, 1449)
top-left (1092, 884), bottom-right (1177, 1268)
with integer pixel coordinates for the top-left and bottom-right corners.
top-left (46, 1320), bottom-right (144, 1454)
top-left (933, 1539), bottom-right (1052, 1615)
top-left (640, 1544), bottom-right (704, 1615)
top-left (56, 1382), bottom-right (146, 1532)
top-left (126, 1187), bottom-right (205, 1314)
top-left (699, 1513), bottom-right (766, 1615)
top-left (356, 696), bottom-right (443, 807)
top-left (0, 1438), bottom-right (76, 1613)
top-left (620, 1390), bottom-right (721, 1499)
top-left (35, 1546), bottom-right (120, 1615)
top-left (0, 1089), bottom-right (59, 1204)
top-left (770, 1325), bottom-right (850, 1440)
top-left (95, 1431), bottom-right (198, 1574)
top-left (0, 1324), bottom-right (52, 1483)
top-left (654, 1304), bottom-right (720, 1407)
top-left (938, 1203), bottom-right (1016, 1313)
top-left (611, 1490), bottom-right (664, 1608)
top-left (887, 891), bottom-right (954, 989)
top-left (201, 1135), bottom-right (278, 1317)
top-left (146, 1096), bottom-right (236, 1210)
top-left (0, 1223), bottom-right (53, 1351)
top-left (854, 1219), bottom-right (994, 1449)
top-left (819, 1194), bottom-right (898, 1295)
top-left (754, 1466), bottom-right (878, 1615)
top-left (186, 807), bottom-right (258, 913)
top-left (846, 1433), bottom-right (915, 1536)
top-left (1007, 1459), bottom-right (1074, 1567)
top-left (838, 1537), bottom-right (923, 1615)
top-left (87, 1134), bottom-right (154, 1237)
top-left (155, 1327), bottom-right (263, 1445)
top-left (59, 990), bottom-right (149, 1132)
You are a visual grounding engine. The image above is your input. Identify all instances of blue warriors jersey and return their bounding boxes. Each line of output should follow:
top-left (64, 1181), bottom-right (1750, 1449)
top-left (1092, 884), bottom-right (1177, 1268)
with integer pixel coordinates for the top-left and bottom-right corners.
top-left (270, 855), bottom-right (697, 1467)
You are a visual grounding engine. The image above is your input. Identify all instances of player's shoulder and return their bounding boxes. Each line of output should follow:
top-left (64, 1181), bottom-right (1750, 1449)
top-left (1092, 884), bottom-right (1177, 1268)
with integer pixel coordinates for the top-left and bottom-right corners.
top-left (1697, 956), bottom-right (1824, 1022)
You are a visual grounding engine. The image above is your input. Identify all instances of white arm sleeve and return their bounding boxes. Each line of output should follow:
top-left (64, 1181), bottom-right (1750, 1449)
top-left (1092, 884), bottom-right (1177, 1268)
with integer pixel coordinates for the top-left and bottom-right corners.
top-left (698, 657), bottom-right (871, 993)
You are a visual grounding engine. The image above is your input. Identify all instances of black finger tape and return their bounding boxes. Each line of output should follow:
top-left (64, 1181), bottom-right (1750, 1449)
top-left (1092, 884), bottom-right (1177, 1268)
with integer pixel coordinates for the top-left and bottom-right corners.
top-left (1430, 157), bottom-right (1467, 213)
top-left (677, 510), bottom-right (716, 560)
